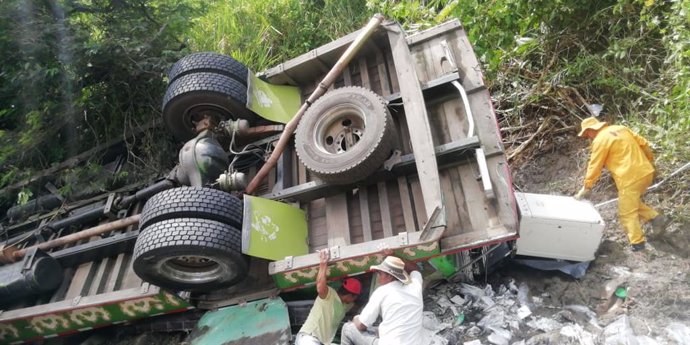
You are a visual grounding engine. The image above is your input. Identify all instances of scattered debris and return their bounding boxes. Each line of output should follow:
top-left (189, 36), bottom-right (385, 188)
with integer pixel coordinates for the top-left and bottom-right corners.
top-left (423, 276), bottom-right (687, 344)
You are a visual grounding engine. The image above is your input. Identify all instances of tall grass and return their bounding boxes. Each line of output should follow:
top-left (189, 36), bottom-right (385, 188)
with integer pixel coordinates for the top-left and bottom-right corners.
top-left (187, 0), bottom-right (373, 72)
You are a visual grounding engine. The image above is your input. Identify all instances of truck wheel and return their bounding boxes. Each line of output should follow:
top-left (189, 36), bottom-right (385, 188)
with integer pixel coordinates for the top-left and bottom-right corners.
top-left (133, 218), bottom-right (249, 291)
top-left (162, 72), bottom-right (256, 141)
top-left (168, 52), bottom-right (249, 86)
top-left (139, 187), bottom-right (243, 231)
top-left (295, 87), bottom-right (398, 184)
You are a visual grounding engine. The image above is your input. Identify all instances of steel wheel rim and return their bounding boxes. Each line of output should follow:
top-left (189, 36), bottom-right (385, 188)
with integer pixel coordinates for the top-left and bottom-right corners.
top-left (313, 104), bottom-right (366, 155)
top-left (158, 255), bottom-right (230, 284)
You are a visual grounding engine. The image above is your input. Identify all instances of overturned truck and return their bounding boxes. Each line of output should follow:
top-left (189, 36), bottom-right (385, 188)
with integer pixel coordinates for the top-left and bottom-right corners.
top-left (0, 18), bottom-right (518, 344)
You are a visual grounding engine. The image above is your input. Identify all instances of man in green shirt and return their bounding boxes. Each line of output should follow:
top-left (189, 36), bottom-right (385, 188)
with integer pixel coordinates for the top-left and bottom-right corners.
top-left (296, 250), bottom-right (362, 345)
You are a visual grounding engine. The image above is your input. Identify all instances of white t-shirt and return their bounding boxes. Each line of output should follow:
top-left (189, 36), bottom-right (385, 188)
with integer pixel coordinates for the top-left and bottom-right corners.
top-left (358, 271), bottom-right (425, 345)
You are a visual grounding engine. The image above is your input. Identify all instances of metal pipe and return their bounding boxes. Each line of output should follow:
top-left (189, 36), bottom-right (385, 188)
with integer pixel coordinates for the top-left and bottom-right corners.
top-left (245, 14), bottom-right (385, 194)
top-left (10, 214), bottom-right (140, 260)
top-left (451, 81), bottom-right (475, 138)
top-left (4, 206), bottom-right (105, 247)
top-left (117, 179), bottom-right (175, 208)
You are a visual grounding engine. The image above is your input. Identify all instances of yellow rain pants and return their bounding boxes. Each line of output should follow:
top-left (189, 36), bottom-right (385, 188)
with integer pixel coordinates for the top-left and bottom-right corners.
top-left (618, 173), bottom-right (658, 245)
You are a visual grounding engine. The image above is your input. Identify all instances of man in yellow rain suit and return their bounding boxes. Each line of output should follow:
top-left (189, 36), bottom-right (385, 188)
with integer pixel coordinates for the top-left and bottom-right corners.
top-left (575, 117), bottom-right (669, 251)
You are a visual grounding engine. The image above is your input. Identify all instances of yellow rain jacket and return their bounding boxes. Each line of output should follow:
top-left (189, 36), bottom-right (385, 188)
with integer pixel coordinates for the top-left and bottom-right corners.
top-left (584, 125), bottom-right (654, 190)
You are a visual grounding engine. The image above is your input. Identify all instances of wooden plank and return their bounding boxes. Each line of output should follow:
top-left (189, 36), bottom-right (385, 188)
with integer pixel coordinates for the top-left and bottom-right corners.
top-left (385, 50), bottom-right (400, 94)
top-left (439, 226), bottom-right (516, 252)
top-left (308, 199), bottom-right (328, 250)
top-left (270, 231), bottom-right (430, 273)
top-left (343, 66), bottom-right (352, 85)
top-left (120, 254), bottom-right (143, 289)
top-left (406, 20), bottom-right (462, 46)
top-left (359, 57), bottom-right (370, 86)
top-left (64, 238), bottom-right (96, 300)
top-left (262, 136), bottom-right (480, 203)
top-left (409, 177), bottom-right (428, 230)
top-left (377, 181), bottom-right (393, 237)
top-left (88, 257), bottom-right (110, 296)
top-left (443, 99), bottom-right (468, 141)
top-left (387, 25), bottom-right (444, 221)
top-left (447, 166), bottom-right (473, 234)
top-left (103, 253), bottom-right (126, 292)
top-left (450, 28), bottom-right (485, 91)
top-left (439, 170), bottom-right (461, 232)
top-left (326, 194), bottom-right (351, 247)
top-left (397, 176), bottom-right (416, 232)
top-left (456, 161), bottom-right (489, 233)
top-left (359, 186), bottom-right (373, 241)
top-left (375, 51), bottom-right (392, 96)
top-left (274, 145), bottom-right (293, 192)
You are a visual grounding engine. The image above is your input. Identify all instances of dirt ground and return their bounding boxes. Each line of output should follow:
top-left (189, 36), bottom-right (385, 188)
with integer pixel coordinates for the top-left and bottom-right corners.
top-left (503, 137), bottom-right (690, 342)
top-left (64, 137), bottom-right (689, 344)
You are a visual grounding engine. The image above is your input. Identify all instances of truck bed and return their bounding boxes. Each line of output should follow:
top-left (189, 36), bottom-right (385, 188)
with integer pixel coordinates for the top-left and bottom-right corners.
top-left (258, 20), bottom-right (518, 287)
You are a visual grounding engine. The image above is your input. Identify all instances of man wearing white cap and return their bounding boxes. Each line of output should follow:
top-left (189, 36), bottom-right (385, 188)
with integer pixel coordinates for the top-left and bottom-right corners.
top-left (340, 255), bottom-right (425, 345)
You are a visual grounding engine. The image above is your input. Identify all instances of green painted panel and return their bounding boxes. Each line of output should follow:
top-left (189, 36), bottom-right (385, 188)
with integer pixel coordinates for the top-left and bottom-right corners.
top-left (190, 298), bottom-right (290, 345)
top-left (243, 196), bottom-right (309, 260)
top-left (246, 73), bottom-right (301, 124)
top-left (429, 255), bottom-right (457, 278)
top-left (273, 242), bottom-right (440, 289)
top-left (0, 290), bottom-right (189, 344)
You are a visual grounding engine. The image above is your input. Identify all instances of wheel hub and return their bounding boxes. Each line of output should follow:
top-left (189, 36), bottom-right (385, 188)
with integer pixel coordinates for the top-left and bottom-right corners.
top-left (315, 105), bottom-right (366, 155)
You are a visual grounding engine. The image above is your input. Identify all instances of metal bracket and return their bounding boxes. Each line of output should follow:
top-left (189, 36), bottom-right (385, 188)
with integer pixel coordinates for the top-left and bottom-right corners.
top-left (440, 39), bottom-right (458, 71)
top-left (419, 206), bottom-right (446, 242)
top-left (284, 256), bottom-right (293, 270)
top-left (72, 296), bottom-right (82, 306)
top-left (103, 193), bottom-right (118, 219)
top-left (383, 150), bottom-right (402, 171)
top-left (329, 246), bottom-right (341, 260)
top-left (475, 148), bottom-right (495, 200)
top-left (140, 283), bottom-right (150, 294)
top-left (21, 247), bottom-right (39, 272)
top-left (398, 232), bottom-right (409, 246)
top-left (44, 182), bottom-right (65, 202)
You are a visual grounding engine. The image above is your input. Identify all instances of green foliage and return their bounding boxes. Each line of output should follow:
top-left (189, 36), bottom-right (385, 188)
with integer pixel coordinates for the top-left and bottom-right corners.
top-left (16, 189), bottom-right (32, 205)
top-left (188, 0), bottom-right (372, 72)
top-left (0, 0), bottom-right (204, 199)
top-left (0, 0), bottom-right (687, 218)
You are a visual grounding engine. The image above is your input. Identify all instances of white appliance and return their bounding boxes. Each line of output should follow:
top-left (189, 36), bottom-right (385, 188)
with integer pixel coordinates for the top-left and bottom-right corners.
top-left (515, 192), bottom-right (605, 261)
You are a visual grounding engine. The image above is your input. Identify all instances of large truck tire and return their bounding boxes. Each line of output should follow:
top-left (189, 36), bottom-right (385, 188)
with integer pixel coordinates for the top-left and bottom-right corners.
top-left (162, 72), bottom-right (257, 141)
top-left (168, 52), bottom-right (249, 86)
top-left (133, 218), bottom-right (249, 291)
top-left (139, 187), bottom-right (243, 231)
top-left (295, 87), bottom-right (398, 184)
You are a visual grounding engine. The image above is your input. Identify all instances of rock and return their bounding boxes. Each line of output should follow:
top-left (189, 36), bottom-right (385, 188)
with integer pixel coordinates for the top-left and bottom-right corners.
top-left (464, 340), bottom-right (482, 345)
top-left (517, 305), bottom-right (532, 320)
top-left (466, 326), bottom-right (482, 337)
top-left (559, 324), bottom-right (596, 345)
top-left (487, 326), bottom-right (512, 345)
top-left (478, 308), bottom-right (506, 330)
top-left (665, 322), bottom-right (690, 343)
top-left (451, 295), bottom-right (466, 306)
top-left (517, 283), bottom-right (531, 307)
top-left (526, 317), bottom-right (562, 332)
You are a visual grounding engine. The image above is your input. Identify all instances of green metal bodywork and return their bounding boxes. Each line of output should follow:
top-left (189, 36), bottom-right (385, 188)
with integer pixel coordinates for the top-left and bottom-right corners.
top-left (190, 297), bottom-right (291, 345)
top-left (272, 241), bottom-right (441, 290)
top-left (0, 289), bottom-right (190, 344)
top-left (246, 73), bottom-right (301, 124)
top-left (242, 195), bottom-right (309, 260)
